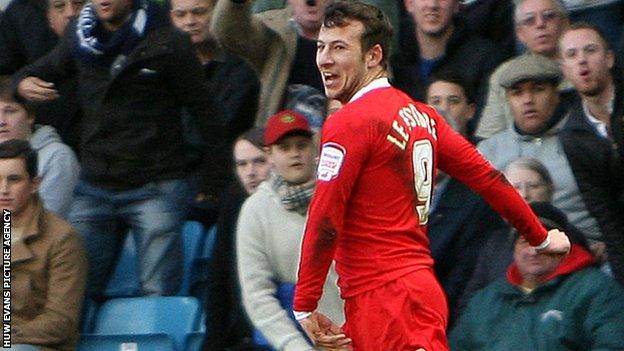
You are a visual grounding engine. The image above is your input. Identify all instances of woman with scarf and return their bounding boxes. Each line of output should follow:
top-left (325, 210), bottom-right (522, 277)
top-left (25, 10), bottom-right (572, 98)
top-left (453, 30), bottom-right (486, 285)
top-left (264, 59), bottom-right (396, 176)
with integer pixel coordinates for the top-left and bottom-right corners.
top-left (236, 111), bottom-right (344, 351)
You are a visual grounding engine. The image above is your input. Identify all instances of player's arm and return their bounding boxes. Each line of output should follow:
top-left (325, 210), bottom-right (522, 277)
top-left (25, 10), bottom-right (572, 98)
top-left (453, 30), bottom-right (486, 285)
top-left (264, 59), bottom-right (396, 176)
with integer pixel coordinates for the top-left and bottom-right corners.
top-left (433, 106), bottom-right (569, 254)
top-left (293, 114), bottom-right (372, 339)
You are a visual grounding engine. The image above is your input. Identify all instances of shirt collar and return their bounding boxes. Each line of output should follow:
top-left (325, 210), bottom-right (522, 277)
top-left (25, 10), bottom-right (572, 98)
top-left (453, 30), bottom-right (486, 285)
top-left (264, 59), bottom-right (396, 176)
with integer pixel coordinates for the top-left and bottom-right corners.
top-left (349, 77), bottom-right (391, 103)
top-left (582, 100), bottom-right (611, 139)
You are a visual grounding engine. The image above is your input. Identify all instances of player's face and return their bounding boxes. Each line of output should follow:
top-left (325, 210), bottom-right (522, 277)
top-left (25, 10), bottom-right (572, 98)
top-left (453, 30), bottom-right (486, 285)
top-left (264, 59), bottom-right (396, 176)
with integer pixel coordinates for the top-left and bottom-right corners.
top-left (505, 165), bottom-right (552, 203)
top-left (515, 0), bottom-right (568, 57)
top-left (47, 0), bottom-right (86, 36)
top-left (234, 139), bottom-right (270, 195)
top-left (170, 0), bottom-right (214, 45)
top-left (506, 80), bottom-right (559, 135)
top-left (268, 134), bottom-right (316, 185)
top-left (559, 28), bottom-right (614, 98)
top-left (92, 0), bottom-right (133, 30)
top-left (316, 20), bottom-right (370, 104)
top-left (426, 80), bottom-right (475, 135)
top-left (0, 158), bottom-right (39, 216)
top-left (514, 236), bottom-right (563, 284)
top-left (405, 0), bottom-right (458, 37)
top-left (0, 99), bottom-right (34, 143)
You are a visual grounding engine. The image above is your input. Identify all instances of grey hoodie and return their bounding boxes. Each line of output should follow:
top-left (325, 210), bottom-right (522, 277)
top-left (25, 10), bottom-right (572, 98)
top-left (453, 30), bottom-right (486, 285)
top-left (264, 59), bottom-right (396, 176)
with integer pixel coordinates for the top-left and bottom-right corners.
top-left (30, 125), bottom-right (80, 218)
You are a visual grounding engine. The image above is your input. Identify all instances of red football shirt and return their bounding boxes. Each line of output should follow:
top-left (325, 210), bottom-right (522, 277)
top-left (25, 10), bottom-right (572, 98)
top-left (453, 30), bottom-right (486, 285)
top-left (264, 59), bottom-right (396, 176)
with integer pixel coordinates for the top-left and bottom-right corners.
top-left (294, 80), bottom-right (547, 312)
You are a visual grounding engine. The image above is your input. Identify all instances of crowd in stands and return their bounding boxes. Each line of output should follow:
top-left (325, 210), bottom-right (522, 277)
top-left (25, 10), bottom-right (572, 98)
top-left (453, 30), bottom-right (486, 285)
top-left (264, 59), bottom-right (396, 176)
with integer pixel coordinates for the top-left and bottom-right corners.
top-left (1, 0), bottom-right (624, 349)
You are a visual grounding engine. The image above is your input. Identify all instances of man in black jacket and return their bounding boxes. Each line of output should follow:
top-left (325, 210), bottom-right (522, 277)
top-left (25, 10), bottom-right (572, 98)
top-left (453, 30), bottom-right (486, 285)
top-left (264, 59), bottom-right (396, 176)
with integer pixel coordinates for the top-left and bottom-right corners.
top-left (13, 0), bottom-right (225, 299)
top-left (0, 0), bottom-right (85, 149)
top-left (391, 0), bottom-right (503, 115)
top-left (559, 22), bottom-right (624, 286)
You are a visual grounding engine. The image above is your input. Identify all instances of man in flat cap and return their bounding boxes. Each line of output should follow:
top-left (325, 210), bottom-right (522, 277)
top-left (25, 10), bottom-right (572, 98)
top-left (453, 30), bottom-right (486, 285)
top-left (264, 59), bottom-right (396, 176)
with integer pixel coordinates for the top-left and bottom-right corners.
top-left (477, 54), bottom-right (607, 252)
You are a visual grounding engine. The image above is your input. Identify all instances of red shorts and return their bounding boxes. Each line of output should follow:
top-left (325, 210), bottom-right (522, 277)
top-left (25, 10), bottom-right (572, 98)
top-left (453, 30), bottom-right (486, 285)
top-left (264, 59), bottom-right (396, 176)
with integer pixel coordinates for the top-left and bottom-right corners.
top-left (342, 269), bottom-right (449, 351)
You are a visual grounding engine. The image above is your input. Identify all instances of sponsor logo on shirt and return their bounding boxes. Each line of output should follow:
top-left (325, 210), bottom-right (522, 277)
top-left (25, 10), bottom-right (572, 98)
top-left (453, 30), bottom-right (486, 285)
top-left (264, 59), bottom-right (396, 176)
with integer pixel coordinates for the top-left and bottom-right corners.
top-left (318, 142), bottom-right (346, 181)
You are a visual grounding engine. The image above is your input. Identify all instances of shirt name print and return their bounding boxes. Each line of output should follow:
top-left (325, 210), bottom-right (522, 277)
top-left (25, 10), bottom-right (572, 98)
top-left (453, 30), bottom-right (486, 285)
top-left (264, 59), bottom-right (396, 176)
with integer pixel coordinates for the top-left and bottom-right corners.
top-left (386, 104), bottom-right (438, 150)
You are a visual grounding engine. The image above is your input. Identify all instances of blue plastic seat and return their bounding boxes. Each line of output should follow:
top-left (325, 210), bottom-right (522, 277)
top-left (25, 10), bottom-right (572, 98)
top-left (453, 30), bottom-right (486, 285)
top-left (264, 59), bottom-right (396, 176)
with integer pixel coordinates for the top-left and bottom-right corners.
top-left (84, 296), bottom-right (204, 351)
top-left (104, 234), bottom-right (140, 297)
top-left (80, 299), bottom-right (99, 333)
top-left (252, 283), bottom-right (300, 349)
top-left (105, 221), bottom-right (207, 297)
top-left (78, 333), bottom-right (175, 351)
top-left (184, 332), bottom-right (205, 351)
top-left (177, 221), bottom-right (207, 296)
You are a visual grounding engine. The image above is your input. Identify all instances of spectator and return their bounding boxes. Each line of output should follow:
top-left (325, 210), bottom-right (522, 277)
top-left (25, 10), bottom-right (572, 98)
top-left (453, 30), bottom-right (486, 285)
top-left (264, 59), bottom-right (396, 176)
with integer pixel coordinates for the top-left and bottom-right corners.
top-left (476, 0), bottom-right (571, 139)
top-left (458, 158), bottom-right (555, 313)
top-left (426, 71), bottom-right (477, 139)
top-left (450, 202), bottom-right (624, 351)
top-left (212, 0), bottom-right (325, 125)
top-left (558, 22), bottom-right (624, 285)
top-left (0, 77), bottom-right (79, 218)
top-left (0, 0), bottom-right (85, 149)
top-left (563, 0), bottom-right (624, 50)
top-left (13, 0), bottom-right (223, 299)
top-left (478, 54), bottom-right (604, 241)
top-left (391, 0), bottom-right (503, 112)
top-left (236, 111), bottom-right (343, 350)
top-left (2, 139), bottom-right (87, 351)
top-left (425, 70), bottom-right (507, 323)
top-left (169, 0), bottom-right (260, 225)
top-left (458, 0), bottom-right (516, 60)
top-left (206, 127), bottom-right (271, 351)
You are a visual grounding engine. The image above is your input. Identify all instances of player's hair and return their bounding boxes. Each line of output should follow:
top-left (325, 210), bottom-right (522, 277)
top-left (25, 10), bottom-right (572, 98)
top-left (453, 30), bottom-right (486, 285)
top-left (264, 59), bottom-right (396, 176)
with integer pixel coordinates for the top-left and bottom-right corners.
top-left (0, 77), bottom-right (36, 117)
top-left (505, 158), bottom-right (554, 201)
top-left (322, 0), bottom-right (393, 69)
top-left (0, 139), bottom-right (38, 179)
top-left (513, 0), bottom-right (568, 26)
top-left (428, 71), bottom-right (476, 104)
top-left (559, 22), bottom-right (612, 51)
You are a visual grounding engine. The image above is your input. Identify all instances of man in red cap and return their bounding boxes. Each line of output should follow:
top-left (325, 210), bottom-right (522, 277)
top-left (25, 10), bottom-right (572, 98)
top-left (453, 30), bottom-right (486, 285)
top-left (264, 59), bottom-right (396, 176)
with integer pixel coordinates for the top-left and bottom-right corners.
top-left (236, 110), bottom-right (344, 350)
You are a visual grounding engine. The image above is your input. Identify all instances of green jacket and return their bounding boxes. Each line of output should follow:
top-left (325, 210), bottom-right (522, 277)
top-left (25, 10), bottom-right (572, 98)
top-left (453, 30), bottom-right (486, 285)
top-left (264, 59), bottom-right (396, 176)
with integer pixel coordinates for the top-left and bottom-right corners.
top-left (450, 248), bottom-right (624, 351)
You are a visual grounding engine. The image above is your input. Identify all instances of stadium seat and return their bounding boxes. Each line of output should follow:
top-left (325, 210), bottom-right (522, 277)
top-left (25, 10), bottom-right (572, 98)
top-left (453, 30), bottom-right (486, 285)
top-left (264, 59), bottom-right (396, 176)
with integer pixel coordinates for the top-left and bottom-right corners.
top-left (177, 221), bottom-right (207, 296)
top-left (80, 299), bottom-right (99, 333)
top-left (80, 296), bottom-right (204, 351)
top-left (104, 221), bottom-right (207, 297)
top-left (104, 234), bottom-right (140, 297)
top-left (78, 333), bottom-right (175, 351)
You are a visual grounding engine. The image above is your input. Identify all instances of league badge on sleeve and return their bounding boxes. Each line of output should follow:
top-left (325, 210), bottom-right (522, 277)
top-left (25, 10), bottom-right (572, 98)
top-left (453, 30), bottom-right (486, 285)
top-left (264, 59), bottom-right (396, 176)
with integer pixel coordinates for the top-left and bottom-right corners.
top-left (318, 142), bottom-right (346, 181)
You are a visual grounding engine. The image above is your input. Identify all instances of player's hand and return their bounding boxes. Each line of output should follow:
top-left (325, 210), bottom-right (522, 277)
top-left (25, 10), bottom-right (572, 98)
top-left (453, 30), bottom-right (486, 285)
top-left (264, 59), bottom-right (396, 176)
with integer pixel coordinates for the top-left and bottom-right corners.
top-left (537, 229), bottom-right (570, 256)
top-left (17, 76), bottom-right (60, 102)
top-left (298, 311), bottom-right (352, 350)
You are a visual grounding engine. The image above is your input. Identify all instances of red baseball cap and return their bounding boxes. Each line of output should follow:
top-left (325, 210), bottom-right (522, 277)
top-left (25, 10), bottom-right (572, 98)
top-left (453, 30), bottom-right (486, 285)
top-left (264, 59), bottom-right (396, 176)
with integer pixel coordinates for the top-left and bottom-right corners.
top-left (264, 110), bottom-right (313, 145)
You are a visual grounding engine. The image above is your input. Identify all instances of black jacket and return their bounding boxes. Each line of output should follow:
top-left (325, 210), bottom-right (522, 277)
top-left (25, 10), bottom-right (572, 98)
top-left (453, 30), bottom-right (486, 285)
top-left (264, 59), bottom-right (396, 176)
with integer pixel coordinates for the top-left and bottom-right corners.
top-left (14, 20), bottom-right (227, 194)
top-left (0, 0), bottom-right (81, 149)
top-left (391, 19), bottom-right (504, 107)
top-left (560, 95), bottom-right (624, 286)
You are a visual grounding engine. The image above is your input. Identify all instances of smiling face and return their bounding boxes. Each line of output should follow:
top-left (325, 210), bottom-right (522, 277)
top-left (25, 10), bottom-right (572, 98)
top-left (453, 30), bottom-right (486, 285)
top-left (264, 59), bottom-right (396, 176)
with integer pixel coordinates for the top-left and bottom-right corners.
top-left (316, 19), bottom-right (383, 104)
top-left (559, 28), bottom-right (614, 98)
top-left (506, 80), bottom-right (559, 135)
top-left (170, 0), bottom-right (214, 45)
top-left (267, 134), bottom-right (316, 185)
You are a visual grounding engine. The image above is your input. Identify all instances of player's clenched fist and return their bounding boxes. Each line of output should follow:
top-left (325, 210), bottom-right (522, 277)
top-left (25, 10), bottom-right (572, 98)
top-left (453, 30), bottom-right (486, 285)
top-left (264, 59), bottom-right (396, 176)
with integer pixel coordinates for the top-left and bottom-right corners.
top-left (17, 76), bottom-right (60, 102)
top-left (537, 229), bottom-right (571, 256)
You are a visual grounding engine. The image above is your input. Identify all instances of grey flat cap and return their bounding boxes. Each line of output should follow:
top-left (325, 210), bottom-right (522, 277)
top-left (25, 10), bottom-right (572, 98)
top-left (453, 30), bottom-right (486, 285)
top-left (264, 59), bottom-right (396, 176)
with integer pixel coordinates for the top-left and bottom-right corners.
top-left (499, 54), bottom-right (562, 89)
